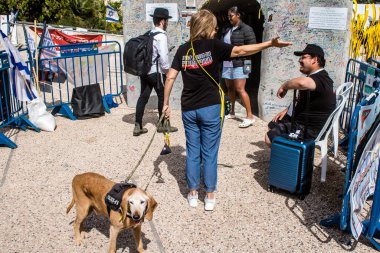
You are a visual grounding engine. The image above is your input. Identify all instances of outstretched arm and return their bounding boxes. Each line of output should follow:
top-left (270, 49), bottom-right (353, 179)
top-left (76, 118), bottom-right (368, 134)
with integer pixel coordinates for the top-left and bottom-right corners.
top-left (230, 37), bottom-right (292, 58)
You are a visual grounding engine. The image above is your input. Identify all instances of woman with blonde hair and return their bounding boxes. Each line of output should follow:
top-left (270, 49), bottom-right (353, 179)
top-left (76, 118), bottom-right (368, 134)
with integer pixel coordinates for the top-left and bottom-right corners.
top-left (163, 10), bottom-right (291, 211)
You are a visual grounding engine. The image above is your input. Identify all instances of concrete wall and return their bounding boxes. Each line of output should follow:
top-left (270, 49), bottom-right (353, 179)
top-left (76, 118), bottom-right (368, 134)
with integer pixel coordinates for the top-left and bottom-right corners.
top-left (122, 0), bottom-right (352, 118)
top-left (259, 0), bottom-right (352, 121)
top-left (122, 0), bottom-right (200, 109)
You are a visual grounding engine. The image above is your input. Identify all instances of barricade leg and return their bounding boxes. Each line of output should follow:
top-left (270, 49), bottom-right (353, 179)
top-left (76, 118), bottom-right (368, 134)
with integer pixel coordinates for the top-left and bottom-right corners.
top-left (0, 132), bottom-right (17, 149)
top-left (102, 96), bottom-right (111, 114)
top-left (11, 115), bottom-right (41, 132)
top-left (51, 104), bottom-right (77, 120)
top-left (320, 213), bottom-right (341, 227)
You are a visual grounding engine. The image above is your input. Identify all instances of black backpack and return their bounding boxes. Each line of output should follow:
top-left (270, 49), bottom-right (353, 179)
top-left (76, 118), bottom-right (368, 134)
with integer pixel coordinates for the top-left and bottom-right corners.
top-left (123, 31), bottom-right (162, 76)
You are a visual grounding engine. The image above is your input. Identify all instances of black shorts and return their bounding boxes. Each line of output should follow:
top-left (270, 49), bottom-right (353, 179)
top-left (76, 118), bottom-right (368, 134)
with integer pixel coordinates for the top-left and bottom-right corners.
top-left (266, 115), bottom-right (319, 142)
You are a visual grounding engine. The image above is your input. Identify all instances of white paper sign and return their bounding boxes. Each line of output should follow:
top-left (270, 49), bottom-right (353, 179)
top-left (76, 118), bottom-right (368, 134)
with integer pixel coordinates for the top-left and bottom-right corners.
top-left (146, 3), bottom-right (178, 22)
top-left (308, 7), bottom-right (348, 30)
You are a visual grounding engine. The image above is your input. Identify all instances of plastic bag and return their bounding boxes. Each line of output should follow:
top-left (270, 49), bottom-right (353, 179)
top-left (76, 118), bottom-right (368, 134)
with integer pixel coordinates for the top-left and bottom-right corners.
top-left (27, 99), bottom-right (56, 132)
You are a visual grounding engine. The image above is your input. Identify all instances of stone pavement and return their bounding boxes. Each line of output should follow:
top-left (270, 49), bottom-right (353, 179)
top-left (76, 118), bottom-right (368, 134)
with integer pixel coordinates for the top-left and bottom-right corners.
top-left (0, 102), bottom-right (377, 253)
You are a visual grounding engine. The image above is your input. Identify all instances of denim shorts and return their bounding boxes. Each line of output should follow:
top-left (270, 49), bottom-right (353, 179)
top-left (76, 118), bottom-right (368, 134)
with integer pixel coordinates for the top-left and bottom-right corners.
top-left (222, 66), bottom-right (249, 79)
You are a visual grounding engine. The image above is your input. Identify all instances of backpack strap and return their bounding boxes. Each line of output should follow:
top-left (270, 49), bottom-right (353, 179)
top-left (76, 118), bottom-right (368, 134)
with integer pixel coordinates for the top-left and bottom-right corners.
top-left (149, 31), bottom-right (164, 87)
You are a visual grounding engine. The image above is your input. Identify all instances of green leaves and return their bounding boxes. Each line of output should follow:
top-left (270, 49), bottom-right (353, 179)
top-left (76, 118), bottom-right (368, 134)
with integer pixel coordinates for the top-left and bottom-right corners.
top-left (1, 0), bottom-right (122, 31)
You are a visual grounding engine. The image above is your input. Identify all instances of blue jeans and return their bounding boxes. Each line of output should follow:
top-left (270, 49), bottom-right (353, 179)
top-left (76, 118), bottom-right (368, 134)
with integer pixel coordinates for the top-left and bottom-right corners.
top-left (182, 104), bottom-right (222, 193)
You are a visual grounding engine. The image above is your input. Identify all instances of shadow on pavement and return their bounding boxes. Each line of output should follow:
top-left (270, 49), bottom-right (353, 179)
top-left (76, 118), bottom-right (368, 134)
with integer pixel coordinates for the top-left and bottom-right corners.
top-left (79, 212), bottom-right (152, 252)
top-left (153, 145), bottom-right (188, 198)
top-left (122, 111), bottom-right (159, 128)
top-left (248, 140), bottom-right (372, 251)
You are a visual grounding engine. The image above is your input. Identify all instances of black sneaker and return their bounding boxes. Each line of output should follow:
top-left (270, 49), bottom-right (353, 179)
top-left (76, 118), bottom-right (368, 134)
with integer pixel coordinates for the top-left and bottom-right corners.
top-left (133, 123), bottom-right (148, 136)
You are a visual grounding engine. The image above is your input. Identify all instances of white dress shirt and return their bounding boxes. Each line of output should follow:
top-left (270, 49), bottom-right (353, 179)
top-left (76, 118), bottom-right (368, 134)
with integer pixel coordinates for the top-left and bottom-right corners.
top-left (148, 27), bottom-right (170, 75)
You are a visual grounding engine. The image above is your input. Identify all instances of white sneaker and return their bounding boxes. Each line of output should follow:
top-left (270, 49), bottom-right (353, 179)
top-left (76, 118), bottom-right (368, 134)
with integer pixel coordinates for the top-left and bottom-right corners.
top-left (204, 196), bottom-right (216, 211)
top-left (187, 193), bottom-right (198, 207)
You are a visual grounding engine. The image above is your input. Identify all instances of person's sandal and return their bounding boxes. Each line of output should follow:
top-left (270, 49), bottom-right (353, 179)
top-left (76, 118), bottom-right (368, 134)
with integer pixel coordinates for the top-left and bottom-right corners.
top-left (225, 114), bottom-right (236, 120)
top-left (238, 118), bottom-right (255, 128)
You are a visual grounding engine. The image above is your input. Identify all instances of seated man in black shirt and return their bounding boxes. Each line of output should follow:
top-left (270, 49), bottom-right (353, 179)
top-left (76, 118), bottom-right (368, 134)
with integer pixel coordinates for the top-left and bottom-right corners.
top-left (265, 44), bottom-right (336, 147)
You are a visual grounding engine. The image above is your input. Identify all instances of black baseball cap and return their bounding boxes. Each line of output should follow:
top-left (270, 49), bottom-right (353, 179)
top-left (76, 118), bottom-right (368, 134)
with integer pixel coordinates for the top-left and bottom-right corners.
top-left (294, 44), bottom-right (324, 59)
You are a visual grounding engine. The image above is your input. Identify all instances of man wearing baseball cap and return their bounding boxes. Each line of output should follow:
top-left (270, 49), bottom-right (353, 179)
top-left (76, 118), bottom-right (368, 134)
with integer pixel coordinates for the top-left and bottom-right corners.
top-left (265, 44), bottom-right (336, 146)
top-left (134, 8), bottom-right (178, 136)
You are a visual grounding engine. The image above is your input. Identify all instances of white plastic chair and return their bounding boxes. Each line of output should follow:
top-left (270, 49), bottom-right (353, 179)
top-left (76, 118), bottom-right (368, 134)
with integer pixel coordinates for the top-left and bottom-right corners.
top-left (315, 93), bottom-right (350, 182)
top-left (332, 82), bottom-right (353, 157)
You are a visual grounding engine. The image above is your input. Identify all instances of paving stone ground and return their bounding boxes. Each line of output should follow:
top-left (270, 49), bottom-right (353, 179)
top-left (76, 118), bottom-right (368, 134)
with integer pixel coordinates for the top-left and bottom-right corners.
top-left (0, 101), bottom-right (377, 253)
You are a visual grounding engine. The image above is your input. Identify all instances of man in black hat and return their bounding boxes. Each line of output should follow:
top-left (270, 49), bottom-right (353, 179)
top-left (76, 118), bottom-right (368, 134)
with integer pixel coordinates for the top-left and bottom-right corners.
top-left (134, 8), bottom-right (178, 136)
top-left (265, 44), bottom-right (336, 146)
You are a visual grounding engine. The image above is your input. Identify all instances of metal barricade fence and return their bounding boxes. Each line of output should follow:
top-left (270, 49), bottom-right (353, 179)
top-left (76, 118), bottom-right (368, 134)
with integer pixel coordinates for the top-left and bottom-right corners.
top-left (320, 88), bottom-right (380, 242)
top-left (38, 41), bottom-right (123, 119)
top-left (342, 59), bottom-right (380, 138)
top-left (0, 50), bottom-right (39, 149)
top-left (369, 58), bottom-right (380, 69)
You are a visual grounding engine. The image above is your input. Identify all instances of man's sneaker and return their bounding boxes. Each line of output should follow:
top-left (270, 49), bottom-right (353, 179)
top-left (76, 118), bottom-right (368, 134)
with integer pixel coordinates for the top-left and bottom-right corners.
top-left (187, 193), bottom-right (198, 208)
top-left (204, 196), bottom-right (216, 211)
top-left (157, 123), bottom-right (178, 133)
top-left (133, 123), bottom-right (148, 136)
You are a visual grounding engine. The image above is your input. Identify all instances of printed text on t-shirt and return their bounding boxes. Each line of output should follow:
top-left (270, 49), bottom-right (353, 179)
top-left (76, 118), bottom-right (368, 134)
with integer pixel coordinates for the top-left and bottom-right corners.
top-left (182, 51), bottom-right (213, 69)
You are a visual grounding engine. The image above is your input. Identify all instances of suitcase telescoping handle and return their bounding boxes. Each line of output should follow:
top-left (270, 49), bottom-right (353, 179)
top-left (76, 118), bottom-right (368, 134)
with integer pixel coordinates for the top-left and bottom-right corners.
top-left (289, 90), bottom-right (310, 140)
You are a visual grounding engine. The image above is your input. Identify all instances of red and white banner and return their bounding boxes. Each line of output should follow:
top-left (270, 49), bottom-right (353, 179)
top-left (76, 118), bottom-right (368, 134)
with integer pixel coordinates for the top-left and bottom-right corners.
top-left (30, 27), bottom-right (103, 46)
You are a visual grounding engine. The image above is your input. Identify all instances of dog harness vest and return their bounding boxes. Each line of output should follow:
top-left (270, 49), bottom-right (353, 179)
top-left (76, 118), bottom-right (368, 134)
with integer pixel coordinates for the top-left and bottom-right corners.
top-left (105, 182), bottom-right (137, 215)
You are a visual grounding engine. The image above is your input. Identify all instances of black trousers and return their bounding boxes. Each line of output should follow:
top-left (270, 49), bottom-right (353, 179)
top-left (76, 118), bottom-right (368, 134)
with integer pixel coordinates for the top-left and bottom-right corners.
top-left (135, 72), bottom-right (165, 127)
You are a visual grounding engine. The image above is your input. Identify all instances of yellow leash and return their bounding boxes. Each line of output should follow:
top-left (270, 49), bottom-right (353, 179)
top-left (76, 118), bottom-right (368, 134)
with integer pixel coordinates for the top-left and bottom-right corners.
top-left (184, 41), bottom-right (226, 127)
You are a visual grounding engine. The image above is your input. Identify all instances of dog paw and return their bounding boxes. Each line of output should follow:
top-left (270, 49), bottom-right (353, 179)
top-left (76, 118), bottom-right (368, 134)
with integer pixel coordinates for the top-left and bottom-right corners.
top-left (75, 237), bottom-right (84, 246)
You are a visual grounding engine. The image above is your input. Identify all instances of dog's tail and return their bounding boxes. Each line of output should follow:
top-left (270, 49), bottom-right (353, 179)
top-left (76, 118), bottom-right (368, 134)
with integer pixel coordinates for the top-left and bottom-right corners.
top-left (66, 198), bottom-right (75, 214)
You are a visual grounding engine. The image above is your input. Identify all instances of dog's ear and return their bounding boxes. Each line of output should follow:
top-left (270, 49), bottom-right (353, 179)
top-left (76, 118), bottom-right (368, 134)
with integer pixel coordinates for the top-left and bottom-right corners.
top-left (121, 204), bottom-right (129, 223)
top-left (120, 189), bottom-right (133, 223)
top-left (145, 192), bottom-right (157, 221)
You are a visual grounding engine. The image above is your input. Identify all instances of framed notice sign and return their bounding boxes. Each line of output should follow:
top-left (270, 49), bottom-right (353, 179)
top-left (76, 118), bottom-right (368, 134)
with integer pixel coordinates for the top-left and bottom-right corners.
top-left (146, 3), bottom-right (178, 22)
top-left (308, 7), bottom-right (348, 30)
top-left (186, 0), bottom-right (196, 9)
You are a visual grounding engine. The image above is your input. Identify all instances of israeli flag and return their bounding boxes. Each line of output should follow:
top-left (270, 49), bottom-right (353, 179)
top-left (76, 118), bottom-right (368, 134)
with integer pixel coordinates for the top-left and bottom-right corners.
top-left (106, 5), bottom-right (119, 23)
top-left (0, 29), bottom-right (38, 102)
top-left (26, 29), bottom-right (36, 55)
top-left (9, 10), bottom-right (19, 25)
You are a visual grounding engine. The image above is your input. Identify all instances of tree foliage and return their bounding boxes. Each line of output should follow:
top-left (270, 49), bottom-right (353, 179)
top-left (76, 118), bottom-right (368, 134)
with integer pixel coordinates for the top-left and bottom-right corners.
top-left (0, 0), bottom-right (123, 31)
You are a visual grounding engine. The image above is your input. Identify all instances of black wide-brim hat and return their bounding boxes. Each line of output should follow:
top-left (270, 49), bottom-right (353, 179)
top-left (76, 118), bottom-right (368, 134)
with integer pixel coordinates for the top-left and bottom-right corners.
top-left (150, 8), bottom-right (172, 19)
top-left (294, 44), bottom-right (325, 59)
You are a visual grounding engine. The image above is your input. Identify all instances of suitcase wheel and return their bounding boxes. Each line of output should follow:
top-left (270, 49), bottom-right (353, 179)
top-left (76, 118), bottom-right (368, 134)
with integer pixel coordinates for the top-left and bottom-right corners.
top-left (268, 185), bottom-right (274, 193)
top-left (298, 195), bottom-right (306, 200)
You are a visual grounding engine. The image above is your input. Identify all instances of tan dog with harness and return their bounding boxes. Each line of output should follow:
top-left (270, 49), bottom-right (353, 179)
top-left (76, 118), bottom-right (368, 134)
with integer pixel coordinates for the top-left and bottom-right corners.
top-left (66, 172), bottom-right (157, 253)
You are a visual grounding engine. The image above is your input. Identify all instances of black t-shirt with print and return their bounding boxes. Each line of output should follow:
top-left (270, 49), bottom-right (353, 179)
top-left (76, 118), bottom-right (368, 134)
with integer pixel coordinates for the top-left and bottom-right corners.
top-left (171, 39), bottom-right (234, 111)
top-left (294, 69), bottom-right (336, 131)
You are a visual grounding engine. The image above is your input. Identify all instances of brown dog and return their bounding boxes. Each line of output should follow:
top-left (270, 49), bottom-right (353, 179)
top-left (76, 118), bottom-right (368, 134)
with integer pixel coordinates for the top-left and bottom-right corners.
top-left (66, 172), bottom-right (157, 253)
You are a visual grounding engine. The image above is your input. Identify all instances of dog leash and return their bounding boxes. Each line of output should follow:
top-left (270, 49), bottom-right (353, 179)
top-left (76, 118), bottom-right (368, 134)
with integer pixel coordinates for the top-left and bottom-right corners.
top-left (124, 110), bottom-right (171, 187)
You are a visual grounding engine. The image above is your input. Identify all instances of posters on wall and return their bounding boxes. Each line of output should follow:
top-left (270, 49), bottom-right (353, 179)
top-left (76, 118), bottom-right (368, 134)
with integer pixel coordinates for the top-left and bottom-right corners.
top-left (185, 0), bottom-right (196, 9)
top-left (308, 7), bottom-right (348, 30)
top-left (146, 3), bottom-right (179, 22)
